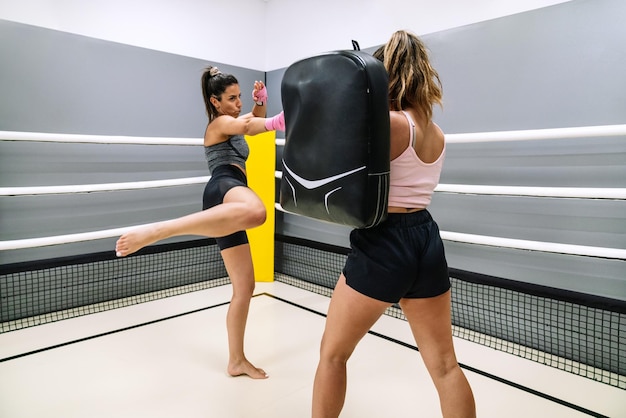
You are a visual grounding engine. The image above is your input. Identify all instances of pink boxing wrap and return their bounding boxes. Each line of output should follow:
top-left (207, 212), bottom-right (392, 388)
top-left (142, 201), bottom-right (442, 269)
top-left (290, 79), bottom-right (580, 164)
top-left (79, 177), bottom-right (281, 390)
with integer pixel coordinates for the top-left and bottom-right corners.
top-left (253, 86), bottom-right (268, 104)
top-left (264, 111), bottom-right (285, 131)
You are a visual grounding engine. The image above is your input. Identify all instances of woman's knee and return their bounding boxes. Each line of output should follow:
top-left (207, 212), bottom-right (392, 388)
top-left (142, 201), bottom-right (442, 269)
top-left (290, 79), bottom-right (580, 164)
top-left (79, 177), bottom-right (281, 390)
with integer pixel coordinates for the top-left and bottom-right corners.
top-left (319, 335), bottom-right (355, 365)
top-left (232, 282), bottom-right (255, 300)
top-left (246, 201), bottom-right (266, 226)
top-left (225, 189), bottom-right (267, 227)
top-left (228, 269), bottom-right (256, 300)
top-left (422, 351), bottom-right (462, 381)
top-left (319, 349), bottom-right (350, 367)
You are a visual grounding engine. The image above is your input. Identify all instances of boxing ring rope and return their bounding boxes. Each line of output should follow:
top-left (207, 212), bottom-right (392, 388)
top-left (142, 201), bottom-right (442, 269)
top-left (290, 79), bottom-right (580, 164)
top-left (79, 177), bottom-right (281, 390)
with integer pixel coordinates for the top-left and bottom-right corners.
top-left (0, 177), bottom-right (211, 196)
top-left (3, 123), bottom-right (625, 145)
top-left (274, 123), bottom-right (626, 146)
top-left (3, 176), bottom-right (625, 200)
top-left (1, 125), bottom-right (625, 260)
top-left (0, 131), bottom-right (202, 145)
top-left (2, 126), bottom-right (625, 390)
top-left (277, 201), bottom-right (626, 260)
top-left (436, 124), bottom-right (626, 143)
top-left (273, 172), bottom-right (626, 200)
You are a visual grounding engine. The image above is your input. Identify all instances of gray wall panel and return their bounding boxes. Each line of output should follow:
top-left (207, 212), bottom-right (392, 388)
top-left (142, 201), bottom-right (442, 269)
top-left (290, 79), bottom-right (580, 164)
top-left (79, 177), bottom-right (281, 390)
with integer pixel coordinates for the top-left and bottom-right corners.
top-left (0, 141), bottom-right (207, 186)
top-left (441, 241), bottom-right (626, 300)
top-left (270, 0), bottom-right (626, 300)
top-left (1, 1), bottom-right (624, 299)
top-left (266, 68), bottom-right (287, 121)
top-left (0, 20), bottom-right (264, 264)
top-left (428, 0), bottom-right (626, 132)
top-left (0, 19), bottom-right (263, 137)
top-left (442, 137), bottom-right (626, 188)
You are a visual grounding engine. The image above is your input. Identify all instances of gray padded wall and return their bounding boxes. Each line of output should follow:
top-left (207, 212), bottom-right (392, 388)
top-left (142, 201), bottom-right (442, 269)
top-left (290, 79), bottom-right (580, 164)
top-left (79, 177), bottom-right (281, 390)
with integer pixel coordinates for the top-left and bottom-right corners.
top-left (0, 20), bottom-right (265, 264)
top-left (1, 0), bottom-right (624, 300)
top-left (271, 0), bottom-right (626, 300)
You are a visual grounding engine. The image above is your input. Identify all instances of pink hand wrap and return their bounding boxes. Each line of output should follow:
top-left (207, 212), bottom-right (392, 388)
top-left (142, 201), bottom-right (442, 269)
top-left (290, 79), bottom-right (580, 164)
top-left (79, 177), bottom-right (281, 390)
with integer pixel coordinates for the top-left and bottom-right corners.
top-left (253, 86), bottom-right (268, 104)
top-left (265, 111), bottom-right (285, 131)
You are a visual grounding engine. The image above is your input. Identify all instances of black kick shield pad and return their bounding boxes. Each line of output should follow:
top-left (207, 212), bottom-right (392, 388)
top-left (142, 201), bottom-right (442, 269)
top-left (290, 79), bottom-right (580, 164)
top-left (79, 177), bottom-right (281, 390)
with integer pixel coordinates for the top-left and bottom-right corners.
top-left (280, 50), bottom-right (390, 228)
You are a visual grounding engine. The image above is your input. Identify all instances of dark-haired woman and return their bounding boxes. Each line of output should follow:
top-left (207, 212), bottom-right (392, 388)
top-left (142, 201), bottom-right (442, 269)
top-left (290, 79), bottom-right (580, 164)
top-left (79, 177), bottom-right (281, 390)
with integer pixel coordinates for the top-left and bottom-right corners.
top-left (116, 66), bottom-right (284, 379)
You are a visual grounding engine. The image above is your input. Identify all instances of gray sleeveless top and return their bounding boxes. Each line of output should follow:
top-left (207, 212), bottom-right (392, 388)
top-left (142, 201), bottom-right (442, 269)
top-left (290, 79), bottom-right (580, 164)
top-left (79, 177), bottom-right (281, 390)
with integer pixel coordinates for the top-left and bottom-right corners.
top-left (204, 135), bottom-right (249, 174)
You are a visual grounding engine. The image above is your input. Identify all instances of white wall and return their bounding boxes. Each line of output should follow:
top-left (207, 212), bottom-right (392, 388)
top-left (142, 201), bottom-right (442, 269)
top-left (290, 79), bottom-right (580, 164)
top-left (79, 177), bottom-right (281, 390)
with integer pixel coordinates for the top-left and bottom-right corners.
top-left (0, 0), bottom-right (266, 69)
top-left (264, 0), bottom-right (574, 70)
top-left (0, 0), bottom-right (573, 70)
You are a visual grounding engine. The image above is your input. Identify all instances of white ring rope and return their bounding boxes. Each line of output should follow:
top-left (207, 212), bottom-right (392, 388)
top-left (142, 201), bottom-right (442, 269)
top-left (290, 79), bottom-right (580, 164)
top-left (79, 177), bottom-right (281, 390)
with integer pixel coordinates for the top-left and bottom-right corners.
top-left (444, 124), bottom-right (626, 143)
top-left (274, 172), bottom-right (625, 200)
top-left (0, 177), bottom-right (211, 196)
top-left (0, 224), bottom-right (150, 251)
top-left (434, 184), bottom-right (626, 200)
top-left (1, 205), bottom-right (624, 260)
top-left (278, 124), bottom-right (626, 146)
top-left (1, 125), bottom-right (624, 258)
top-left (3, 175), bottom-right (624, 200)
top-left (0, 131), bottom-right (202, 145)
top-left (439, 231), bottom-right (626, 260)
top-left (2, 124), bottom-right (626, 146)
top-left (274, 204), bottom-right (626, 260)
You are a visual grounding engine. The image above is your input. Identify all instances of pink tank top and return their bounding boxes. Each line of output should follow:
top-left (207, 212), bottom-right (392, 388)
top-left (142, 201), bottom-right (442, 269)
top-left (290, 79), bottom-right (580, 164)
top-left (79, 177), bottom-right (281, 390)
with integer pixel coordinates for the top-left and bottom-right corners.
top-left (387, 111), bottom-right (445, 208)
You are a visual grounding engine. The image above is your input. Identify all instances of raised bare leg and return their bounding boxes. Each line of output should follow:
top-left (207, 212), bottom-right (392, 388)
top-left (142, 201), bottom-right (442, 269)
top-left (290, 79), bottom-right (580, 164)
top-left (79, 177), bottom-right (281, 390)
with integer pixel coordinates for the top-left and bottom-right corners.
top-left (115, 186), bottom-right (265, 257)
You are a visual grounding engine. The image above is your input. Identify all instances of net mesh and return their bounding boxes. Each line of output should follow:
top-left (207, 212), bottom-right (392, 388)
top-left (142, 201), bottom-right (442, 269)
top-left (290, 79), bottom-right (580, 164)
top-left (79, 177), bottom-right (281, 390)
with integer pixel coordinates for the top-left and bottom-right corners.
top-left (0, 239), bottom-right (229, 332)
top-left (274, 235), bottom-right (626, 390)
top-left (1, 235), bottom-right (624, 390)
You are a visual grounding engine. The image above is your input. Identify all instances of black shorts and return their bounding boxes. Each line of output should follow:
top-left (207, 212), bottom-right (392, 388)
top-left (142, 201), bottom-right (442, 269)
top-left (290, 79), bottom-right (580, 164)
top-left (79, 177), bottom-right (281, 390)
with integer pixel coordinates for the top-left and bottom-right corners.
top-left (202, 164), bottom-right (249, 250)
top-left (343, 209), bottom-right (450, 303)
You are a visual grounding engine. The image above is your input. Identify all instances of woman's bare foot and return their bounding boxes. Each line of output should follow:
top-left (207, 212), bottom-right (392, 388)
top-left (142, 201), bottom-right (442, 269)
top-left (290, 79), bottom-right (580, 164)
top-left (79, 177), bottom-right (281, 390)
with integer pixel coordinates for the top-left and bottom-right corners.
top-left (228, 359), bottom-right (268, 379)
top-left (115, 224), bottom-right (161, 257)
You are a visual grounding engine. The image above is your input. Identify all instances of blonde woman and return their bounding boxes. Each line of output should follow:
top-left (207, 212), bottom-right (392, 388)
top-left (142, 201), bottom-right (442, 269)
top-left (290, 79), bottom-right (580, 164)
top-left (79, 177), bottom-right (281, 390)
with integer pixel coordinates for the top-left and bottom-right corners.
top-left (312, 31), bottom-right (476, 417)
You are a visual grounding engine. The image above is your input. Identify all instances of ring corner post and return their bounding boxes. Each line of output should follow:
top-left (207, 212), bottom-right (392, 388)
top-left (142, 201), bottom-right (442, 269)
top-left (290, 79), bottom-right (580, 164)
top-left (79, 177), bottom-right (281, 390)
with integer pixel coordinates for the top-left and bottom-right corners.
top-left (246, 131), bottom-right (276, 282)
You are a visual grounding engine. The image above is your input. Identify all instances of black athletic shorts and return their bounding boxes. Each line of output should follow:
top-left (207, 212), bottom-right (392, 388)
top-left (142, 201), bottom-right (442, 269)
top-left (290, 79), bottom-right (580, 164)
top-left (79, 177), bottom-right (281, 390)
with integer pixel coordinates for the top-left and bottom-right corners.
top-left (343, 209), bottom-right (450, 303)
top-left (202, 164), bottom-right (249, 250)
